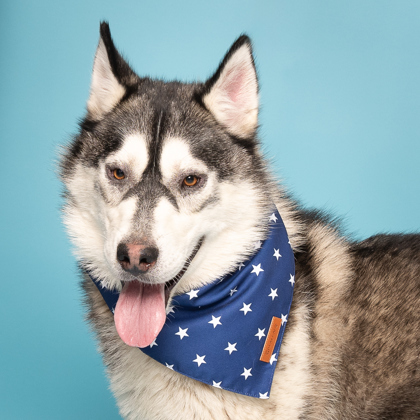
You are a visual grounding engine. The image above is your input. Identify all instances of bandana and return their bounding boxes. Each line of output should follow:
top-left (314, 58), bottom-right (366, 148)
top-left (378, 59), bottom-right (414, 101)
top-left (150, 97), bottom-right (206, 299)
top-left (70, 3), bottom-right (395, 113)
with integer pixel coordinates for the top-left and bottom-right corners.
top-left (90, 208), bottom-right (295, 399)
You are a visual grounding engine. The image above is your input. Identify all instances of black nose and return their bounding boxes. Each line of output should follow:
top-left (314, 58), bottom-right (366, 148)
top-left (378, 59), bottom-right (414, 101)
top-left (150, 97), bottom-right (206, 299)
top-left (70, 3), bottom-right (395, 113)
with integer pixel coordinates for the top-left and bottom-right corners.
top-left (117, 243), bottom-right (159, 276)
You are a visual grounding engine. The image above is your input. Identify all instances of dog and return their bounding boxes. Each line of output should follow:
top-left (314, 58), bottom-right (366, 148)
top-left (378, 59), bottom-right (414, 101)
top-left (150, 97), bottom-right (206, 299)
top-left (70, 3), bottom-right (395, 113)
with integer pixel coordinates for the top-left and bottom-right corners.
top-left (60, 22), bottom-right (420, 419)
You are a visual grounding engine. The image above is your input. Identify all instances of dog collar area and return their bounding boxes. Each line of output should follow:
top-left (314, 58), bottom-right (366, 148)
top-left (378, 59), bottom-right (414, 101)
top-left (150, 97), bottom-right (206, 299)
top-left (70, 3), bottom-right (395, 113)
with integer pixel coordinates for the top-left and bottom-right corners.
top-left (91, 208), bottom-right (295, 399)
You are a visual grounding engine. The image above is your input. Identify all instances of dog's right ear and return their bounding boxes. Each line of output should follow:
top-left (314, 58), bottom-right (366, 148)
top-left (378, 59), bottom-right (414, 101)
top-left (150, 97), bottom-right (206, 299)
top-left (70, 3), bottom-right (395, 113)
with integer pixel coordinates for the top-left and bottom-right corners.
top-left (87, 22), bottom-right (137, 120)
top-left (200, 35), bottom-right (258, 139)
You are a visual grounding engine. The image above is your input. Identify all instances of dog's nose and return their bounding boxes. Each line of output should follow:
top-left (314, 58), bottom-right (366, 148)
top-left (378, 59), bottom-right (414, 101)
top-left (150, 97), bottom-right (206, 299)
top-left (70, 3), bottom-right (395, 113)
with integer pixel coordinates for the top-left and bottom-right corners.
top-left (117, 243), bottom-right (159, 275)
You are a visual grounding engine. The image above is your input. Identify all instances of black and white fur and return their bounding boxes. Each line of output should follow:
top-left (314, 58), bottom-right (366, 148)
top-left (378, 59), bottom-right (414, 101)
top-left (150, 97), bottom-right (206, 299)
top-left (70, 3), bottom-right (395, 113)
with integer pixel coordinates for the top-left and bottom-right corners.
top-left (60, 22), bottom-right (420, 419)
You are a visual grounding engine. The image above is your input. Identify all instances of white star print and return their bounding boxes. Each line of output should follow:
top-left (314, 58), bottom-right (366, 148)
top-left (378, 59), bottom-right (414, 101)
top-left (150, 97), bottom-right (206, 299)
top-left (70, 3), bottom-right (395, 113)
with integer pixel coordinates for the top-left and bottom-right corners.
top-left (268, 288), bottom-right (278, 300)
top-left (281, 313), bottom-right (288, 325)
top-left (251, 263), bottom-right (264, 276)
top-left (111, 307), bottom-right (115, 314)
top-left (269, 213), bottom-right (278, 223)
top-left (166, 304), bottom-right (175, 315)
top-left (230, 287), bottom-right (238, 296)
top-left (149, 339), bottom-right (158, 348)
top-left (237, 262), bottom-right (245, 271)
top-left (165, 363), bottom-right (174, 370)
top-left (255, 328), bottom-right (266, 340)
top-left (175, 327), bottom-right (189, 340)
top-left (224, 342), bottom-right (238, 354)
top-left (193, 354), bottom-right (206, 367)
top-left (269, 353), bottom-right (277, 365)
top-left (240, 302), bottom-right (252, 315)
top-left (254, 240), bottom-right (262, 250)
top-left (208, 315), bottom-right (222, 328)
top-left (241, 367), bottom-right (252, 380)
top-left (289, 274), bottom-right (295, 286)
top-left (212, 381), bottom-right (222, 388)
top-left (186, 289), bottom-right (199, 299)
top-left (273, 249), bottom-right (282, 260)
top-left (259, 392), bottom-right (269, 399)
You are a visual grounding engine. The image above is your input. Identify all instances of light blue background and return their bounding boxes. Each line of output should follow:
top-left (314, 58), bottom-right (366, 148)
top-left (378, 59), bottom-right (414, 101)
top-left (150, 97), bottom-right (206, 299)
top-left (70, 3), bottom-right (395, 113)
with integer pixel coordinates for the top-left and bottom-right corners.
top-left (1, 1), bottom-right (419, 418)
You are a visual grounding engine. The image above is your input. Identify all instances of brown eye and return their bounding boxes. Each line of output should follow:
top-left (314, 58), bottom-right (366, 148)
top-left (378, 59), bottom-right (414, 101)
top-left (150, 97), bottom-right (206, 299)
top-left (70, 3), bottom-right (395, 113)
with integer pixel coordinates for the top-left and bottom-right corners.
top-left (113, 168), bottom-right (125, 180)
top-left (183, 175), bottom-right (199, 187)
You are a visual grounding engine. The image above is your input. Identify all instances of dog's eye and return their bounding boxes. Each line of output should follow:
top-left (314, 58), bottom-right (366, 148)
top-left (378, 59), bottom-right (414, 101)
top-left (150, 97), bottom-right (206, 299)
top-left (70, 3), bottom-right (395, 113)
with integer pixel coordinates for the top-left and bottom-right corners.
top-left (113, 169), bottom-right (125, 180)
top-left (183, 175), bottom-right (199, 187)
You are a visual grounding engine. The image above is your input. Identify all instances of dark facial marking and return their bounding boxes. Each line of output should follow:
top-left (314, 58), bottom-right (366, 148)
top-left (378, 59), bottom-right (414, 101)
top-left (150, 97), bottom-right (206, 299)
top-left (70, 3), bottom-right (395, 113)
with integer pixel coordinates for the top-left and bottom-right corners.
top-left (196, 194), bottom-right (220, 213)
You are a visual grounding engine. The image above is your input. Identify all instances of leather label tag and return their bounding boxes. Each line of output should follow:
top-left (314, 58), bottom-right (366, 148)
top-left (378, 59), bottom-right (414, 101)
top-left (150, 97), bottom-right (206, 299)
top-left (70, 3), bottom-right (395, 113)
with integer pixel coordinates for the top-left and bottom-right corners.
top-left (260, 316), bottom-right (282, 363)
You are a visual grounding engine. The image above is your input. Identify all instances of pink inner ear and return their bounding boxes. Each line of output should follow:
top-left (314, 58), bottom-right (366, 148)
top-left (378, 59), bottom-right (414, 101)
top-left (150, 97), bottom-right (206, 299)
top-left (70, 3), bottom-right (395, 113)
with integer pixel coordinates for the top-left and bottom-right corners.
top-left (224, 68), bottom-right (245, 104)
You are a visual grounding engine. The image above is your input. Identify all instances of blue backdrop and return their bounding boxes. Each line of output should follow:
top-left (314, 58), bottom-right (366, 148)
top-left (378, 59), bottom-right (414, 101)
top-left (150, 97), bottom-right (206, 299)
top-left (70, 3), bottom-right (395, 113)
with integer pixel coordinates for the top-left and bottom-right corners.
top-left (1, 1), bottom-right (419, 418)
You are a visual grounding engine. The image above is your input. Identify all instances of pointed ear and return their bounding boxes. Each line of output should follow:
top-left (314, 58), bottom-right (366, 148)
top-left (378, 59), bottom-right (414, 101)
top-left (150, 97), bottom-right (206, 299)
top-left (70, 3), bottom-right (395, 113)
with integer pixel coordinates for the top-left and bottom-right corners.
top-left (201, 35), bottom-right (258, 138)
top-left (87, 22), bottom-right (136, 119)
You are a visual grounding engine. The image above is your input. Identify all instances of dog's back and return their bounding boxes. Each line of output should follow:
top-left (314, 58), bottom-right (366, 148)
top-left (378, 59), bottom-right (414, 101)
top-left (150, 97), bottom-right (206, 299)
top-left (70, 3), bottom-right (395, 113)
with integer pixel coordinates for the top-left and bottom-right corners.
top-left (343, 234), bottom-right (420, 418)
top-left (292, 212), bottom-right (420, 419)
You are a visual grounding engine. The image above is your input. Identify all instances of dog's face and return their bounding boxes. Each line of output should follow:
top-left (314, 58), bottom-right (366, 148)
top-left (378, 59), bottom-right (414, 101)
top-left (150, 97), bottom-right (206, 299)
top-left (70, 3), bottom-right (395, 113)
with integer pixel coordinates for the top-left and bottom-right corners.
top-left (61, 23), bottom-right (273, 346)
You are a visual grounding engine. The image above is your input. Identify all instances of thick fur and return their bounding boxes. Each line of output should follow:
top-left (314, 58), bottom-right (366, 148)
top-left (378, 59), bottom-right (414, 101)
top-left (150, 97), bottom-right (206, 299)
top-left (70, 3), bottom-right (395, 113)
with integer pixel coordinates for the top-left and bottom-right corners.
top-left (60, 22), bottom-right (420, 419)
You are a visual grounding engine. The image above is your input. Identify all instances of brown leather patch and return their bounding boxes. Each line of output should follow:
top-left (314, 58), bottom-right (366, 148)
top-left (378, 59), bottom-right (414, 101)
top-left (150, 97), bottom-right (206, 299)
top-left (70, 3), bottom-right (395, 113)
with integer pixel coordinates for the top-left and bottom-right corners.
top-left (260, 316), bottom-right (282, 363)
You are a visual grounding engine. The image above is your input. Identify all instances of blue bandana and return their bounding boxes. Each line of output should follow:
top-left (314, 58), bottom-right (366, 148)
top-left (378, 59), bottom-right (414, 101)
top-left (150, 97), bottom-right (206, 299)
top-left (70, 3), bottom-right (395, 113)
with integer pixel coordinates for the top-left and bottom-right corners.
top-left (91, 209), bottom-right (295, 399)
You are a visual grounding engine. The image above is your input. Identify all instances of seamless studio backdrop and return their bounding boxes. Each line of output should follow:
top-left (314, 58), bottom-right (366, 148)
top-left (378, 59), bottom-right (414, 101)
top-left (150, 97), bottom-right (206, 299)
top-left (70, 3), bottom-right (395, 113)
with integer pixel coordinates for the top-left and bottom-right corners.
top-left (1, 1), bottom-right (419, 419)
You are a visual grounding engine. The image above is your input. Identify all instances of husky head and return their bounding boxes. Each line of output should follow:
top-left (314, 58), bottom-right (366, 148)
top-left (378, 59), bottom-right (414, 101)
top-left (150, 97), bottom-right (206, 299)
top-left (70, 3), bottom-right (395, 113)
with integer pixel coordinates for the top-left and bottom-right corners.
top-left (60, 22), bottom-right (276, 347)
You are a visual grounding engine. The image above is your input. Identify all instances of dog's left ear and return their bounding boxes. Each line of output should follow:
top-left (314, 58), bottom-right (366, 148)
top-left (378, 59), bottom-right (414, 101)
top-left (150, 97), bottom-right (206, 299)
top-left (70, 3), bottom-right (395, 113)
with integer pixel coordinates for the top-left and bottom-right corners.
top-left (201, 35), bottom-right (258, 138)
top-left (87, 22), bottom-right (138, 120)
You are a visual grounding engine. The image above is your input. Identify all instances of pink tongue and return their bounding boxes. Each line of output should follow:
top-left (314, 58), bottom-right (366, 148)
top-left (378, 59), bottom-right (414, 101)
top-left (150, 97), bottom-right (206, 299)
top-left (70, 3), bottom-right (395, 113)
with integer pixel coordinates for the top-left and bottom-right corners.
top-left (114, 281), bottom-right (166, 348)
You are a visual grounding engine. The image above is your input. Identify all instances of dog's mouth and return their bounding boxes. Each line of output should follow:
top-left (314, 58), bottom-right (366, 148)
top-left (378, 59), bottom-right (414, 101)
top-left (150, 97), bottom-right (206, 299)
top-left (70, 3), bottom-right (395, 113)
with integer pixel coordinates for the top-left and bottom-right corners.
top-left (164, 237), bottom-right (204, 305)
top-left (114, 238), bottom-right (204, 348)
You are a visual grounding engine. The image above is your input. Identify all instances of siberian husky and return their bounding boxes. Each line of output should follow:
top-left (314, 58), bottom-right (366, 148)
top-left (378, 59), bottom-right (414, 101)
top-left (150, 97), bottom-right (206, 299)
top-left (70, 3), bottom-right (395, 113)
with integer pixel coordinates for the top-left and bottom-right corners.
top-left (60, 22), bottom-right (420, 419)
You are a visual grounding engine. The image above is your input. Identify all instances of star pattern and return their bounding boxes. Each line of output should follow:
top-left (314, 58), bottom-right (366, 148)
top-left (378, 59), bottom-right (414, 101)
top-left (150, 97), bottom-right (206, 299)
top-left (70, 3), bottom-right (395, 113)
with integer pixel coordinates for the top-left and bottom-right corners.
top-left (208, 315), bottom-right (222, 328)
top-left (268, 288), bottom-right (278, 300)
top-left (255, 328), bottom-right (266, 340)
top-left (251, 263), bottom-right (264, 276)
top-left (289, 274), bottom-right (295, 286)
top-left (240, 302), bottom-right (252, 315)
top-left (175, 327), bottom-right (189, 340)
top-left (93, 208), bottom-right (295, 400)
top-left (273, 249), bottom-right (282, 260)
top-left (193, 354), bottom-right (206, 367)
top-left (186, 289), bottom-right (199, 299)
top-left (241, 368), bottom-right (253, 380)
top-left (212, 381), bottom-right (222, 388)
top-left (224, 342), bottom-right (238, 354)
